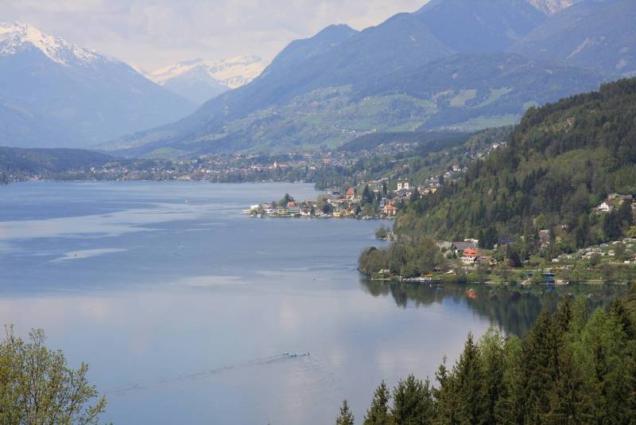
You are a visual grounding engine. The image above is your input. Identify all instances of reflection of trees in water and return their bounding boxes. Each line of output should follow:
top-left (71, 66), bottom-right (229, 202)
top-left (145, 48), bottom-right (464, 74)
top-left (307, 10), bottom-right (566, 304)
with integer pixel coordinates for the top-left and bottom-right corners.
top-left (360, 279), bottom-right (626, 336)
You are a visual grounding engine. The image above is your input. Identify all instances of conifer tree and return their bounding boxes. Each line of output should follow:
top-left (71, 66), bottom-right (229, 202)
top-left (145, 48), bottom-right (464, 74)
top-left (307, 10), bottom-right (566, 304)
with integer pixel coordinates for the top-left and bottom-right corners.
top-left (544, 348), bottom-right (592, 425)
top-left (494, 336), bottom-right (524, 425)
top-left (337, 400), bottom-right (355, 425)
top-left (478, 330), bottom-right (506, 425)
top-left (575, 308), bottom-right (636, 423)
top-left (433, 360), bottom-right (458, 425)
top-left (452, 334), bottom-right (486, 425)
top-left (518, 311), bottom-right (561, 423)
top-left (364, 381), bottom-right (392, 425)
top-left (392, 375), bottom-right (434, 425)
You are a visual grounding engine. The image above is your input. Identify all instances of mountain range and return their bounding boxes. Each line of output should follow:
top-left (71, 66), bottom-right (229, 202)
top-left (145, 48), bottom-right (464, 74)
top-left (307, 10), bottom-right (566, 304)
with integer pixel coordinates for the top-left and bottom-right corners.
top-left (148, 56), bottom-right (267, 105)
top-left (2, 0), bottom-right (635, 155)
top-left (110, 0), bottom-right (635, 157)
top-left (0, 22), bottom-right (195, 149)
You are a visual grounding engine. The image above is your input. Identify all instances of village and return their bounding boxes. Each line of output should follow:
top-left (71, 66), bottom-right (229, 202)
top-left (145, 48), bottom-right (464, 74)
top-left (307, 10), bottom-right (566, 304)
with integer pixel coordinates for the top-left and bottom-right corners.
top-left (369, 191), bottom-right (636, 286)
top-left (369, 233), bottom-right (636, 287)
top-left (245, 178), bottom-right (442, 219)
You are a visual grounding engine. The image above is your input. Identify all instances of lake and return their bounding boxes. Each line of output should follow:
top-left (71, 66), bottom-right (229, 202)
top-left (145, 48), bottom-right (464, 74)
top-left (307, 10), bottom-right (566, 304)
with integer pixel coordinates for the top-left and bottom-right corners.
top-left (0, 181), bottom-right (623, 425)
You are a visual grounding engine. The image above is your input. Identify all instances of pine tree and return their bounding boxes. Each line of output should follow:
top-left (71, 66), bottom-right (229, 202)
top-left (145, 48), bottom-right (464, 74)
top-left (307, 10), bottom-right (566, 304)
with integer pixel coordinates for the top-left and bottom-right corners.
top-left (364, 382), bottom-right (392, 425)
top-left (494, 336), bottom-right (524, 425)
top-left (544, 348), bottom-right (592, 425)
top-left (607, 299), bottom-right (636, 339)
top-left (337, 400), bottom-right (355, 425)
top-left (518, 312), bottom-right (561, 423)
top-left (433, 360), bottom-right (459, 425)
top-left (479, 330), bottom-right (506, 425)
top-left (392, 375), bottom-right (435, 425)
top-left (575, 309), bottom-right (636, 424)
top-left (452, 334), bottom-right (486, 425)
top-left (554, 297), bottom-right (573, 334)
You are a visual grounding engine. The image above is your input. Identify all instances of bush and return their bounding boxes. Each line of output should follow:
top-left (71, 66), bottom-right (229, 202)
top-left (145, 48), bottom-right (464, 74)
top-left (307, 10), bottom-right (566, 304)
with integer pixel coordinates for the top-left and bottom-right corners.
top-left (0, 327), bottom-right (107, 424)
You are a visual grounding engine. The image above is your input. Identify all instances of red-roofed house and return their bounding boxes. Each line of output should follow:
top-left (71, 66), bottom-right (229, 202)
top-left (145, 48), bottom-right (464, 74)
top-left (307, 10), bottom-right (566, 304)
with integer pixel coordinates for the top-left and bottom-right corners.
top-left (462, 248), bottom-right (479, 265)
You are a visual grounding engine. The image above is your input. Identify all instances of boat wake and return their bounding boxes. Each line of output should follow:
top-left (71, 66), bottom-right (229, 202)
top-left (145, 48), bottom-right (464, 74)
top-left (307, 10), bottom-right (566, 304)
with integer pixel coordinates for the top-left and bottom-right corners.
top-left (106, 352), bottom-right (311, 396)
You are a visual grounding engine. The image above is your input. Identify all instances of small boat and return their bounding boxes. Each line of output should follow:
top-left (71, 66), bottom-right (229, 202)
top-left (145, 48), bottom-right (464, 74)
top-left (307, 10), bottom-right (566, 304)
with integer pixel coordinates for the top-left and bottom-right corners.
top-left (283, 352), bottom-right (310, 358)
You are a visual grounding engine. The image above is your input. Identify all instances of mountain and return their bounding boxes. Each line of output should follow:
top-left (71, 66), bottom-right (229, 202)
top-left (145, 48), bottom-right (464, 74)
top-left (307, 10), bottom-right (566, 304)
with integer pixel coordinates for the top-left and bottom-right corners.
top-left (416, 0), bottom-right (545, 53)
top-left (526, 0), bottom-right (582, 14)
top-left (514, 0), bottom-right (636, 76)
top-left (149, 56), bottom-right (267, 104)
top-left (396, 77), bottom-right (636, 248)
top-left (0, 22), bottom-right (195, 149)
top-left (110, 0), bottom-right (612, 157)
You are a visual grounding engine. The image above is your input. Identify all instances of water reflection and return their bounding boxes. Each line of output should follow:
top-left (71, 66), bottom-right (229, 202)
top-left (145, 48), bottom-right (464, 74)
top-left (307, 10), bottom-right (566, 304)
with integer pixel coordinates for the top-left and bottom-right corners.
top-left (360, 279), bottom-right (627, 336)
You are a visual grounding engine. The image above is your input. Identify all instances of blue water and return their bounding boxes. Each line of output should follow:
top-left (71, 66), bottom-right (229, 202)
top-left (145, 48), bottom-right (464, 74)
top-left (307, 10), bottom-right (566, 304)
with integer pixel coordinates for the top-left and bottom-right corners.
top-left (0, 181), bottom-right (562, 425)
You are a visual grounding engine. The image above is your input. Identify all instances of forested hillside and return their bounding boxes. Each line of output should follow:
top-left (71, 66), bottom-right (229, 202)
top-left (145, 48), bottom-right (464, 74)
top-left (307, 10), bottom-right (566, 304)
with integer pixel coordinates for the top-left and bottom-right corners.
top-left (396, 78), bottom-right (636, 252)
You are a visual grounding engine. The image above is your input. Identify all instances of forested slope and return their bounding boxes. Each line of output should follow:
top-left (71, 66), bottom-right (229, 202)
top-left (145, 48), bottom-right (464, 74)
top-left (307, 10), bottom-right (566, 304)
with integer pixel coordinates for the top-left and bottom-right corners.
top-left (396, 78), bottom-right (636, 250)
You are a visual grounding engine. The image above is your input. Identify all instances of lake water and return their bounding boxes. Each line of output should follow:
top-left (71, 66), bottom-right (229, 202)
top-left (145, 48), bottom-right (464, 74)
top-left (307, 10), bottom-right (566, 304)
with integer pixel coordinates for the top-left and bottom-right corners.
top-left (0, 182), bottom-right (623, 425)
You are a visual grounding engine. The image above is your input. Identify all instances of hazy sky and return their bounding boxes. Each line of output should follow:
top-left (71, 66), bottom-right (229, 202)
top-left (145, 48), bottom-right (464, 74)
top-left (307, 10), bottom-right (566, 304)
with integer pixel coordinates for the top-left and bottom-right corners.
top-left (0, 0), bottom-right (428, 71)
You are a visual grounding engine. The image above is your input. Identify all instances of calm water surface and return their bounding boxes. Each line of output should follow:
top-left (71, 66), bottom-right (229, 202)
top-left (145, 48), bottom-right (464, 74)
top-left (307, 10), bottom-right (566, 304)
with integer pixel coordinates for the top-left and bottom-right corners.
top-left (0, 182), bottom-right (622, 425)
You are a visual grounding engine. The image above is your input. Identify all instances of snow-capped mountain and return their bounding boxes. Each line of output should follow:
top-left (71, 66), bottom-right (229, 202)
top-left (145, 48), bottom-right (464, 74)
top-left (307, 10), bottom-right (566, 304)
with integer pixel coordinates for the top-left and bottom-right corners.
top-left (0, 22), bottom-right (195, 149)
top-left (0, 22), bottom-right (101, 66)
top-left (526, 0), bottom-right (582, 14)
top-left (149, 56), bottom-right (267, 104)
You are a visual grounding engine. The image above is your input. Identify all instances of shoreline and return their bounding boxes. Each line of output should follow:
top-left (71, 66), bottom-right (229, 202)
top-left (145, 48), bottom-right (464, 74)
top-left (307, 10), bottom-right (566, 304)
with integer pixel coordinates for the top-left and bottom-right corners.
top-left (365, 274), bottom-right (630, 286)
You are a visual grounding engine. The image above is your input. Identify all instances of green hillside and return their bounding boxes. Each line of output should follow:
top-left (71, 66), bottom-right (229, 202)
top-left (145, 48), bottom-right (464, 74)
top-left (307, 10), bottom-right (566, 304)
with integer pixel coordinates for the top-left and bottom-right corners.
top-left (396, 77), bottom-right (636, 251)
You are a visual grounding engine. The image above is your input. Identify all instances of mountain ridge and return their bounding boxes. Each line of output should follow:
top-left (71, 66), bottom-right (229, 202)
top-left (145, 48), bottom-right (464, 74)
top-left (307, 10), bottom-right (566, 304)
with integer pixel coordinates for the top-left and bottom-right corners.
top-left (0, 22), bottom-right (103, 66)
top-left (110, 0), bottom-right (612, 157)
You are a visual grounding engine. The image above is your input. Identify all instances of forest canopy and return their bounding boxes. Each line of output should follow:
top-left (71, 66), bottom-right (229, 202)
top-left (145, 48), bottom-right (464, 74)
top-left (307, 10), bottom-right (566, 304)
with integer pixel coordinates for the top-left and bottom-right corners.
top-left (396, 78), bottom-right (636, 250)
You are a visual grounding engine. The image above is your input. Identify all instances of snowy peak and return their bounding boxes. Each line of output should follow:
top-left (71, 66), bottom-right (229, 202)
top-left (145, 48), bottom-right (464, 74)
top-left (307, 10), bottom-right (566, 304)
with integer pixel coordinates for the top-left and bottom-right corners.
top-left (526, 0), bottom-right (582, 14)
top-left (0, 22), bottom-right (102, 66)
top-left (150, 56), bottom-right (267, 89)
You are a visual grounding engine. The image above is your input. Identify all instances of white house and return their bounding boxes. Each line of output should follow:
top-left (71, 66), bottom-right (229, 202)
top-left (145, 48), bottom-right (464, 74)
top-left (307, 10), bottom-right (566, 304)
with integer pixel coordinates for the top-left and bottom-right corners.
top-left (396, 181), bottom-right (411, 191)
top-left (596, 202), bottom-right (612, 213)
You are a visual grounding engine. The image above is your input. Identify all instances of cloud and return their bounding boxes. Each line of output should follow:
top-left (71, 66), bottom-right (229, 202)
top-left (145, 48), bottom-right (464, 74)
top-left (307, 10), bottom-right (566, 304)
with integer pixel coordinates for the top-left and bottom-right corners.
top-left (0, 0), bottom-right (427, 70)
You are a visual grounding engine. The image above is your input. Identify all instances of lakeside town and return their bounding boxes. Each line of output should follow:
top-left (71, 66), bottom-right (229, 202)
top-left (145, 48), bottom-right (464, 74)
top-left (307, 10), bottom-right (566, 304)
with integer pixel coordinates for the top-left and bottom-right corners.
top-left (243, 171), bottom-right (636, 287)
top-left (244, 167), bottom-right (636, 287)
top-left (2, 131), bottom-right (506, 191)
top-left (246, 180), bottom-right (415, 219)
top-left (1, 139), bottom-right (429, 185)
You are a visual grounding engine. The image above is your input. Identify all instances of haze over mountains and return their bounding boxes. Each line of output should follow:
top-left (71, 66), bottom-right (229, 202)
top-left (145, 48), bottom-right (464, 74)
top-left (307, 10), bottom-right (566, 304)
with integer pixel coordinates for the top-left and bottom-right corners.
top-left (1, 0), bottom-right (635, 155)
top-left (0, 22), bottom-right (195, 149)
top-left (148, 56), bottom-right (267, 105)
top-left (112, 0), bottom-right (634, 157)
